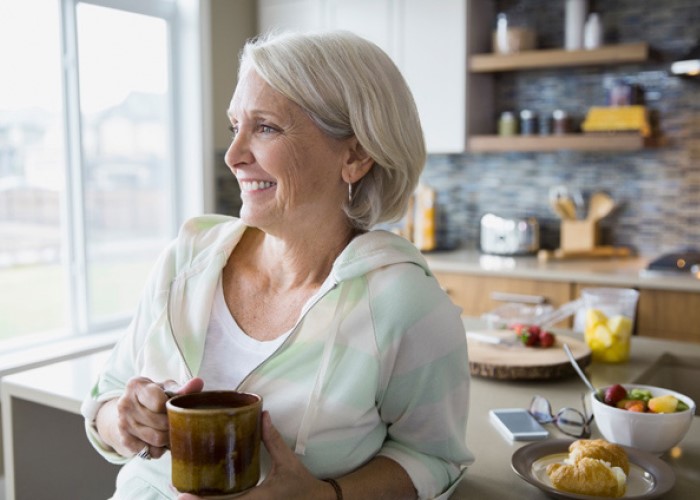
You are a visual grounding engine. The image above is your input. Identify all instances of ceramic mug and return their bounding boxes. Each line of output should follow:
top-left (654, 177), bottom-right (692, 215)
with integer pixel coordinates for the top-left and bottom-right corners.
top-left (167, 391), bottom-right (263, 496)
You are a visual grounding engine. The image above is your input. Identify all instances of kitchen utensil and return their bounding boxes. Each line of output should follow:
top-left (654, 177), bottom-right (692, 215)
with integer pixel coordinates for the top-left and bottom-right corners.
top-left (563, 343), bottom-right (597, 394)
top-left (467, 331), bottom-right (518, 346)
top-left (587, 191), bottom-right (615, 221)
top-left (533, 298), bottom-right (583, 329)
top-left (549, 185), bottom-right (583, 219)
top-left (550, 199), bottom-right (571, 219)
top-left (559, 197), bottom-right (578, 219)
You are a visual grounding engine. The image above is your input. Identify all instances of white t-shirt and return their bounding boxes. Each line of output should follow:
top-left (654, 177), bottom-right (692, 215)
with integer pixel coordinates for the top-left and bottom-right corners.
top-left (197, 277), bottom-right (291, 390)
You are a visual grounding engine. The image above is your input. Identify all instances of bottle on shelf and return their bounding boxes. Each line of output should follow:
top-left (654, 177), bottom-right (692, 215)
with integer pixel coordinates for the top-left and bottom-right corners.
top-left (565, 0), bottom-right (587, 50)
top-left (584, 12), bottom-right (603, 49)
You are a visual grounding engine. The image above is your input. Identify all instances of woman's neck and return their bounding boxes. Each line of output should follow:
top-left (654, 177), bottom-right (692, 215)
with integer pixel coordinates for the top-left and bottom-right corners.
top-left (236, 225), bottom-right (358, 291)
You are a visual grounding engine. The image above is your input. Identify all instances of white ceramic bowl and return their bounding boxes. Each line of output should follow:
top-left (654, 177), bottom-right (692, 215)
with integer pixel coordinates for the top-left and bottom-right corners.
top-left (591, 384), bottom-right (696, 455)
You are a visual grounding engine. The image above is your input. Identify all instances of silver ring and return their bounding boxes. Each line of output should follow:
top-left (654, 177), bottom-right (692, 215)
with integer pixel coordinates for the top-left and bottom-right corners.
top-left (137, 445), bottom-right (151, 460)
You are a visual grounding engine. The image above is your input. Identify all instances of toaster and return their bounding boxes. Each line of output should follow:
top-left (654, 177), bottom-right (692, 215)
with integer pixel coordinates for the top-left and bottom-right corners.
top-left (480, 213), bottom-right (540, 255)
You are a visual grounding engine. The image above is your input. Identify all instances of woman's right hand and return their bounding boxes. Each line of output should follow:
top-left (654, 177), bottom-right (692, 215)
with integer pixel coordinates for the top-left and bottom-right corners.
top-left (95, 376), bottom-right (204, 459)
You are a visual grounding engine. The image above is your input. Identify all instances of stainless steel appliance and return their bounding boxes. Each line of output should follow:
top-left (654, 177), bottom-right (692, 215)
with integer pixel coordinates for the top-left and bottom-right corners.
top-left (480, 213), bottom-right (540, 256)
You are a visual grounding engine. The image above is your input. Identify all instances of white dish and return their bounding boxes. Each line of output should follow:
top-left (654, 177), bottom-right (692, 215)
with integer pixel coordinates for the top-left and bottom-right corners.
top-left (511, 439), bottom-right (675, 499)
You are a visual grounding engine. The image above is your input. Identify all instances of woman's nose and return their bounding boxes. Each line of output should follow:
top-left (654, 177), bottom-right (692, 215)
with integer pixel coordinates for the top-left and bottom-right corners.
top-left (225, 130), bottom-right (253, 169)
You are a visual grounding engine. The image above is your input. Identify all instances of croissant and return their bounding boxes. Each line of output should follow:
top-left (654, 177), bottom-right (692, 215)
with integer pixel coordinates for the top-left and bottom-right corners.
top-left (568, 439), bottom-right (630, 475)
top-left (547, 457), bottom-right (626, 498)
top-left (546, 439), bottom-right (629, 498)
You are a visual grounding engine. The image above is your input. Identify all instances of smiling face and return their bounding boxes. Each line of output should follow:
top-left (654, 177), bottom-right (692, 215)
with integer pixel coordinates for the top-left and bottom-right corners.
top-left (225, 68), bottom-right (351, 238)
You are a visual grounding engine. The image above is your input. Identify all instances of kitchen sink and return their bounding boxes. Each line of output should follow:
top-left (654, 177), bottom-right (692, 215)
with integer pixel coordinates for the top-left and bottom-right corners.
top-left (633, 353), bottom-right (700, 415)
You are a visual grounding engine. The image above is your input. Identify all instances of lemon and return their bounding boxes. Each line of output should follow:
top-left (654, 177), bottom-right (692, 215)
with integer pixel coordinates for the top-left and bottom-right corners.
top-left (607, 315), bottom-right (633, 338)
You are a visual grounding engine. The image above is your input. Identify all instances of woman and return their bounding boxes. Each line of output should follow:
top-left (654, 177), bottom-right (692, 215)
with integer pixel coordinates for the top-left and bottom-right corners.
top-left (81, 30), bottom-right (473, 500)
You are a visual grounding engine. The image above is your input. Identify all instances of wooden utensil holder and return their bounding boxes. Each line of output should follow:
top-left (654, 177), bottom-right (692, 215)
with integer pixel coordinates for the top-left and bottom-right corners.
top-left (561, 219), bottom-right (600, 251)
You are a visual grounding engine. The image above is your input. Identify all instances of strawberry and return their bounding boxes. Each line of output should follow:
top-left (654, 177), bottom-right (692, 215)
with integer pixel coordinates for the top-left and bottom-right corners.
top-left (511, 323), bottom-right (527, 335)
top-left (521, 328), bottom-right (539, 347)
top-left (539, 331), bottom-right (555, 348)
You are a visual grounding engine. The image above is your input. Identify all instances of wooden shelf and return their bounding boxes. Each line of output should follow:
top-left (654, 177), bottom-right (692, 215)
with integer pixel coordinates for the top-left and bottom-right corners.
top-left (468, 133), bottom-right (649, 152)
top-left (470, 42), bottom-right (649, 73)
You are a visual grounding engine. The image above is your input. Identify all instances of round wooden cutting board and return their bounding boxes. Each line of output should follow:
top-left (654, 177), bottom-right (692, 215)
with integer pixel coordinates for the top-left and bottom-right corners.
top-left (467, 330), bottom-right (592, 380)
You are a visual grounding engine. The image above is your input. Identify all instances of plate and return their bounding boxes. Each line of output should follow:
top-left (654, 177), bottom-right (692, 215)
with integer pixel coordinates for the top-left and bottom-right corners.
top-left (511, 439), bottom-right (675, 499)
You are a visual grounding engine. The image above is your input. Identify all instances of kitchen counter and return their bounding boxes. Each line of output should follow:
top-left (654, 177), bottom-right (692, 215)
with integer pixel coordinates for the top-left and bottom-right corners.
top-left (452, 318), bottom-right (700, 499)
top-left (2, 326), bottom-right (698, 500)
top-left (424, 249), bottom-right (700, 293)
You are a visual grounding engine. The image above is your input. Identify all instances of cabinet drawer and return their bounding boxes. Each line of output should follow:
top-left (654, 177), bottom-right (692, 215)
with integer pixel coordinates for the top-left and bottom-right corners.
top-left (434, 272), bottom-right (572, 319)
top-left (637, 289), bottom-right (700, 343)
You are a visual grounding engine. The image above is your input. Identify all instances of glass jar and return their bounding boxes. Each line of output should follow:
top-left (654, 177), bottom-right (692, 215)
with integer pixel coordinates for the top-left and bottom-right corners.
top-left (498, 111), bottom-right (518, 136)
top-left (520, 109), bottom-right (537, 135)
top-left (552, 110), bottom-right (569, 135)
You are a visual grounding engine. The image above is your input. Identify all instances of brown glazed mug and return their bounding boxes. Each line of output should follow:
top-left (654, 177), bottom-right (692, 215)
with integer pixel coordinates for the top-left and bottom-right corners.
top-left (167, 391), bottom-right (263, 496)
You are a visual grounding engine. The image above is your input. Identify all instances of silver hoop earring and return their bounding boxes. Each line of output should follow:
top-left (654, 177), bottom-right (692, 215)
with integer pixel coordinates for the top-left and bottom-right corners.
top-left (348, 182), bottom-right (353, 203)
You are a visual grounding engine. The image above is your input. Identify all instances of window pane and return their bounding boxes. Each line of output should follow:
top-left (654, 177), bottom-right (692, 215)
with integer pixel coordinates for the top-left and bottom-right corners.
top-left (0, 0), bottom-right (68, 340)
top-left (76, 4), bottom-right (173, 325)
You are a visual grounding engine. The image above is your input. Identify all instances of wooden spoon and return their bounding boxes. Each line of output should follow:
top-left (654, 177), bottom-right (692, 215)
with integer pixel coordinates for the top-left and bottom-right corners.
top-left (587, 192), bottom-right (615, 221)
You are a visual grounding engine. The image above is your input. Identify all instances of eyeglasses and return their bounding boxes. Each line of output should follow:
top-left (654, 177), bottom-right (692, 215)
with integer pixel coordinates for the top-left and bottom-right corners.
top-left (528, 394), bottom-right (594, 438)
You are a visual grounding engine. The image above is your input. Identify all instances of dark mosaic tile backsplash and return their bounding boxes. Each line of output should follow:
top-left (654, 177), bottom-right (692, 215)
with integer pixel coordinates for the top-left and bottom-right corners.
top-left (216, 0), bottom-right (700, 257)
top-left (422, 0), bottom-right (700, 256)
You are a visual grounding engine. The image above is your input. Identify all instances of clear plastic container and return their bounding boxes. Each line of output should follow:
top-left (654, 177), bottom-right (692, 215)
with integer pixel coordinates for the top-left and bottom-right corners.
top-left (482, 302), bottom-right (554, 330)
top-left (582, 288), bottom-right (639, 363)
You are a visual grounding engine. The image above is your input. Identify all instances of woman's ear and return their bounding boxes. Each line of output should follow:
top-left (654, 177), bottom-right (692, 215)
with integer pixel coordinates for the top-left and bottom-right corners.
top-left (341, 137), bottom-right (374, 184)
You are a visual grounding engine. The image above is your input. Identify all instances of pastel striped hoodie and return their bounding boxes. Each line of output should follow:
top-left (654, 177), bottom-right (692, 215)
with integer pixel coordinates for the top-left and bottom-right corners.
top-left (81, 215), bottom-right (474, 499)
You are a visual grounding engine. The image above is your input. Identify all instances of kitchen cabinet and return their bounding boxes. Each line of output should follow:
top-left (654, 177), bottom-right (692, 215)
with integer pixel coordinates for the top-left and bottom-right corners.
top-left (467, 40), bottom-right (652, 153)
top-left (436, 270), bottom-right (700, 344)
top-left (257, 0), bottom-right (494, 153)
top-left (434, 271), bottom-right (572, 322)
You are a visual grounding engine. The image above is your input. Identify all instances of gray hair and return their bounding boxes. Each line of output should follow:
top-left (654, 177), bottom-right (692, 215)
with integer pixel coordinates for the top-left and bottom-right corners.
top-left (239, 30), bottom-right (426, 230)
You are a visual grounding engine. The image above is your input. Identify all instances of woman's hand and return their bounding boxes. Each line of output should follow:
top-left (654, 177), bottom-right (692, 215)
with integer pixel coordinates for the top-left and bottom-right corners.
top-left (178, 411), bottom-right (335, 500)
top-left (95, 376), bottom-right (204, 459)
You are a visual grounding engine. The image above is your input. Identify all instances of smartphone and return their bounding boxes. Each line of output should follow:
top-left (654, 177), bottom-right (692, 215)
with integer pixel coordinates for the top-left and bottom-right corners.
top-left (489, 408), bottom-right (549, 441)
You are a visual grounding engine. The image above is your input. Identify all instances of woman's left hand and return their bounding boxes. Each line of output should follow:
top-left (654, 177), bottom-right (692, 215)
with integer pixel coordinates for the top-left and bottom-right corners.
top-left (178, 411), bottom-right (333, 500)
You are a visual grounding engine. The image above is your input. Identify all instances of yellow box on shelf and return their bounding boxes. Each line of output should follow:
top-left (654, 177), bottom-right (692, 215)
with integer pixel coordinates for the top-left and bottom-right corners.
top-left (581, 105), bottom-right (651, 137)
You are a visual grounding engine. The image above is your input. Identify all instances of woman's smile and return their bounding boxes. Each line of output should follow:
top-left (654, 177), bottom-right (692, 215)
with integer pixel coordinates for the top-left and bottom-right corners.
top-left (239, 179), bottom-right (277, 194)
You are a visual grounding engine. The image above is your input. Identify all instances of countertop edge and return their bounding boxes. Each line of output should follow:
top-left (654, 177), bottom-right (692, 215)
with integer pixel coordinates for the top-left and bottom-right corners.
top-left (424, 250), bottom-right (700, 293)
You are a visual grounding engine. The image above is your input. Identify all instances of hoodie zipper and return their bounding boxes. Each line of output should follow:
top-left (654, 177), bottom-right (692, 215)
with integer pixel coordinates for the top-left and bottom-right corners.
top-left (166, 281), bottom-right (194, 380)
top-left (235, 279), bottom-right (340, 390)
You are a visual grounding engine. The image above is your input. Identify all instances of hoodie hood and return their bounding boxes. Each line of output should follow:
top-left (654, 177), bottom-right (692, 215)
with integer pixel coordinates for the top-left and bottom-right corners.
top-left (166, 216), bottom-right (430, 379)
top-left (331, 229), bottom-right (433, 283)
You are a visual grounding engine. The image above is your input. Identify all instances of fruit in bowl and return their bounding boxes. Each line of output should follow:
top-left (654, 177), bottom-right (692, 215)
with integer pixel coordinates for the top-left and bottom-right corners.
top-left (591, 384), bottom-right (696, 455)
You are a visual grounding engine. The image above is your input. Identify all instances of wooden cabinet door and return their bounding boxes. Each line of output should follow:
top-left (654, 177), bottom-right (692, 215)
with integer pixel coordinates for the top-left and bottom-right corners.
top-left (433, 272), bottom-right (572, 322)
top-left (637, 289), bottom-right (700, 343)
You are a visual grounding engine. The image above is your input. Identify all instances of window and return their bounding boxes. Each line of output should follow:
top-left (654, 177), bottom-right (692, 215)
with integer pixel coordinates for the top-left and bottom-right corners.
top-left (0, 0), bottom-right (207, 350)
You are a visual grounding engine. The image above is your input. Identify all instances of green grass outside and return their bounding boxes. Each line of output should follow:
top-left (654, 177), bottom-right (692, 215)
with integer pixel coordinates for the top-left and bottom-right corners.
top-left (0, 258), bottom-right (155, 341)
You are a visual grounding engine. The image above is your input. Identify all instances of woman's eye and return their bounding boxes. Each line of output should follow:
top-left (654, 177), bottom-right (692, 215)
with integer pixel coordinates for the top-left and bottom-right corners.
top-left (228, 125), bottom-right (238, 140)
top-left (260, 124), bottom-right (276, 134)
